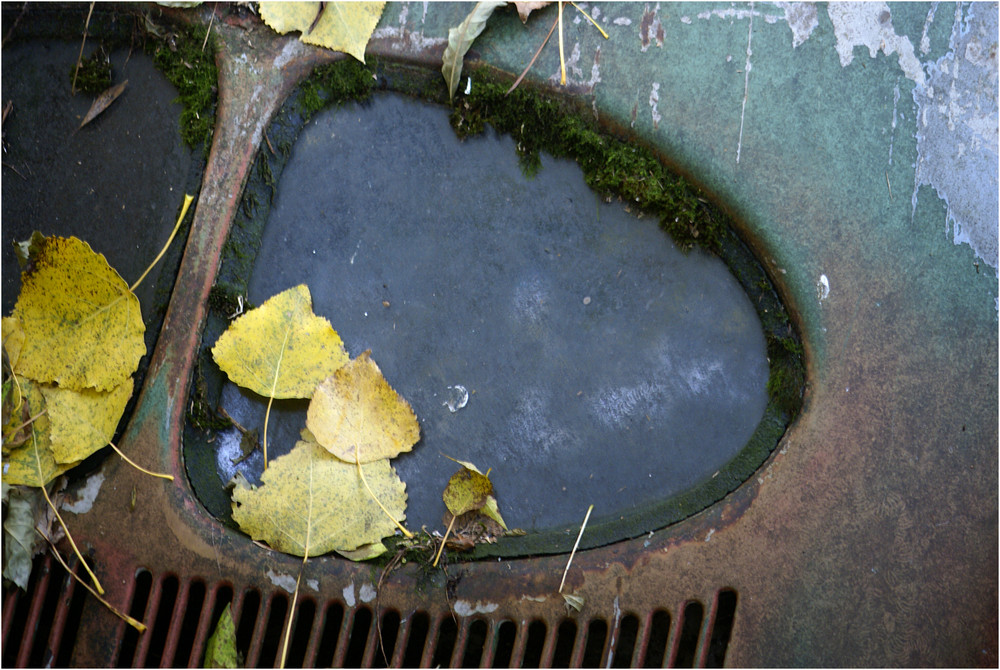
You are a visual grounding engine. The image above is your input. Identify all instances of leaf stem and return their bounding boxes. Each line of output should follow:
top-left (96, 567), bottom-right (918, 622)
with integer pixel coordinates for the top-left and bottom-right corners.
top-left (559, 504), bottom-right (593, 594)
top-left (355, 444), bottom-right (413, 539)
top-left (130, 194), bottom-right (194, 293)
top-left (432, 514), bottom-right (456, 568)
top-left (32, 424), bottom-right (104, 594)
top-left (263, 394), bottom-right (274, 470)
top-left (558, 0), bottom-right (566, 85)
top-left (280, 557), bottom-right (305, 668)
top-left (571, 1), bottom-right (608, 39)
top-left (40, 531), bottom-right (145, 632)
top-left (108, 441), bottom-right (174, 481)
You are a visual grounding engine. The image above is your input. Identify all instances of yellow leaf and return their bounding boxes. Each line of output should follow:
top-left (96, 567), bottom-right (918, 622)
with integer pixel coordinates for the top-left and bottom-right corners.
top-left (2, 380), bottom-right (80, 487)
top-left (259, 1), bottom-right (386, 63)
top-left (11, 236), bottom-right (145, 392)
top-left (2, 316), bottom-right (25, 368)
top-left (212, 284), bottom-right (349, 399)
top-left (336, 541), bottom-right (388, 561)
top-left (306, 350), bottom-right (420, 464)
top-left (442, 465), bottom-right (494, 517)
top-left (230, 438), bottom-right (407, 556)
top-left (40, 379), bottom-right (133, 464)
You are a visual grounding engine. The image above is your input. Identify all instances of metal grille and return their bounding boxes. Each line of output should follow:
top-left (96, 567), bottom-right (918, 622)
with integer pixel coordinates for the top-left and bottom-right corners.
top-left (2, 555), bottom-right (738, 667)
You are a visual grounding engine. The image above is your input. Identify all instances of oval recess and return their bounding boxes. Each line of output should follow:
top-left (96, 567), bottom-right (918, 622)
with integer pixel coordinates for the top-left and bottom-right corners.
top-left (184, 68), bottom-right (803, 557)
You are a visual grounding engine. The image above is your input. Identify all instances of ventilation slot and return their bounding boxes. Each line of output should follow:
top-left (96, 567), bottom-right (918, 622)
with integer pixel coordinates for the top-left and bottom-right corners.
top-left (1, 552), bottom-right (86, 668)
top-left (5, 557), bottom-right (739, 667)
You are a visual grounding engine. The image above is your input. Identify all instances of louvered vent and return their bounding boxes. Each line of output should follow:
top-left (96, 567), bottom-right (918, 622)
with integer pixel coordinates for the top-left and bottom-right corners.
top-left (2, 555), bottom-right (738, 667)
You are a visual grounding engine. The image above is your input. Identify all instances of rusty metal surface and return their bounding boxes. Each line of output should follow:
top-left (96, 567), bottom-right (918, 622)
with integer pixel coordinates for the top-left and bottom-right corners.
top-left (49, 4), bottom-right (997, 668)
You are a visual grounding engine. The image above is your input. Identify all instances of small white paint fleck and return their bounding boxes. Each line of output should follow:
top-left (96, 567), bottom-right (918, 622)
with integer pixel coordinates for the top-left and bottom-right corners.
top-left (705, 528), bottom-right (716, 542)
top-left (520, 595), bottom-right (547, 603)
top-left (464, 77), bottom-right (472, 95)
top-left (359, 583), bottom-right (377, 603)
top-left (649, 82), bottom-right (661, 130)
top-left (267, 570), bottom-right (297, 594)
top-left (817, 274), bottom-right (830, 302)
top-left (680, 15), bottom-right (692, 24)
top-left (343, 582), bottom-right (356, 607)
top-left (453, 600), bottom-right (500, 616)
top-left (61, 471), bottom-right (106, 514)
top-left (613, 17), bottom-right (632, 26)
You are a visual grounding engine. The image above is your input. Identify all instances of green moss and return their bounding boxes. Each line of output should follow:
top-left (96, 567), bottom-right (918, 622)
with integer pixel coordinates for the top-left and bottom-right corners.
top-left (71, 47), bottom-right (112, 94)
top-left (146, 22), bottom-right (218, 149)
top-left (297, 60), bottom-right (376, 121)
top-left (450, 67), bottom-right (720, 252)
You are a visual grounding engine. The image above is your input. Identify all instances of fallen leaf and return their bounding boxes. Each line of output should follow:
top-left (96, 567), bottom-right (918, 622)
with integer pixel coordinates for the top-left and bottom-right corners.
top-left (442, 1), bottom-right (508, 102)
top-left (78, 80), bottom-right (128, 130)
top-left (40, 379), bottom-right (133, 464)
top-left (259, 2), bottom-right (386, 63)
top-left (212, 284), bottom-right (350, 465)
top-left (336, 541), bottom-right (388, 561)
top-left (562, 592), bottom-right (585, 611)
top-left (231, 438), bottom-right (407, 556)
top-left (203, 603), bottom-right (239, 668)
top-left (442, 465), bottom-right (493, 517)
top-left (513, 1), bottom-right (549, 23)
top-left (2, 316), bottom-right (25, 370)
top-left (11, 235), bottom-right (145, 392)
top-left (212, 285), bottom-right (349, 400)
top-left (2, 483), bottom-right (44, 590)
top-left (306, 350), bottom-right (420, 464)
top-left (2, 380), bottom-right (81, 487)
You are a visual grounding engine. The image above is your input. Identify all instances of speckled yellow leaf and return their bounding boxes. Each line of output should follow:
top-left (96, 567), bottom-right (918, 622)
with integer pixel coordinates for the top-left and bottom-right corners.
top-left (2, 316), bottom-right (25, 368)
top-left (230, 438), bottom-right (407, 557)
top-left (336, 541), bottom-right (388, 562)
top-left (259, 1), bottom-right (385, 63)
top-left (306, 350), bottom-right (420, 464)
top-left (11, 236), bottom-right (144, 392)
top-left (442, 465), bottom-right (493, 517)
top-left (212, 285), bottom-right (349, 399)
top-left (40, 379), bottom-right (133, 464)
top-left (2, 380), bottom-right (80, 487)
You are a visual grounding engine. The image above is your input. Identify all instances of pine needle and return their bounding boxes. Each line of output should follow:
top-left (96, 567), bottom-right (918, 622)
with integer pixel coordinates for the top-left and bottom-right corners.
top-left (559, 504), bottom-right (593, 593)
top-left (356, 444), bottom-right (413, 539)
top-left (130, 193), bottom-right (194, 292)
top-left (40, 531), bottom-right (146, 632)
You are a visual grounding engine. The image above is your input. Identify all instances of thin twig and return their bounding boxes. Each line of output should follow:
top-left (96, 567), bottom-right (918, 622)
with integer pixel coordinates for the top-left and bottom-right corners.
top-left (130, 193), bottom-right (194, 292)
top-left (507, 14), bottom-right (559, 96)
top-left (559, 504), bottom-right (593, 593)
top-left (432, 514), bottom-right (456, 567)
top-left (557, 0), bottom-right (566, 85)
top-left (71, 2), bottom-right (96, 95)
top-left (202, 4), bottom-right (216, 52)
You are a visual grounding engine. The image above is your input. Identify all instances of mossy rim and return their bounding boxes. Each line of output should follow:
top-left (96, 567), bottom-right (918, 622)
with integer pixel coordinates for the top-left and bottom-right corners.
top-left (188, 55), bottom-right (805, 559)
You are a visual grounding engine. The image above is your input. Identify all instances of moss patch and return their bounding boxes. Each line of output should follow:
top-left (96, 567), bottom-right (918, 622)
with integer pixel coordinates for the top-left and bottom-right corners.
top-left (146, 22), bottom-right (218, 149)
top-left (71, 46), bottom-right (112, 94)
top-left (450, 67), bottom-right (723, 252)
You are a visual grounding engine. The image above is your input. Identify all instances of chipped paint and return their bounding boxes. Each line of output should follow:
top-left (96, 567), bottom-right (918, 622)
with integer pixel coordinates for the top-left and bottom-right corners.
top-left (639, 2), bottom-right (664, 52)
top-left (817, 274), bottom-right (830, 302)
top-left (649, 81), bottom-right (661, 129)
top-left (605, 596), bottom-right (623, 667)
top-left (343, 582), bottom-right (356, 607)
top-left (359, 582), bottom-right (377, 603)
top-left (827, 3), bottom-right (926, 86)
top-left (266, 569), bottom-right (297, 594)
top-left (453, 599), bottom-right (500, 616)
top-left (61, 470), bottom-right (106, 514)
top-left (306, 578), bottom-right (319, 591)
top-left (775, 2), bottom-right (819, 47)
top-left (520, 594), bottom-right (548, 603)
top-left (911, 2), bottom-right (998, 272)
